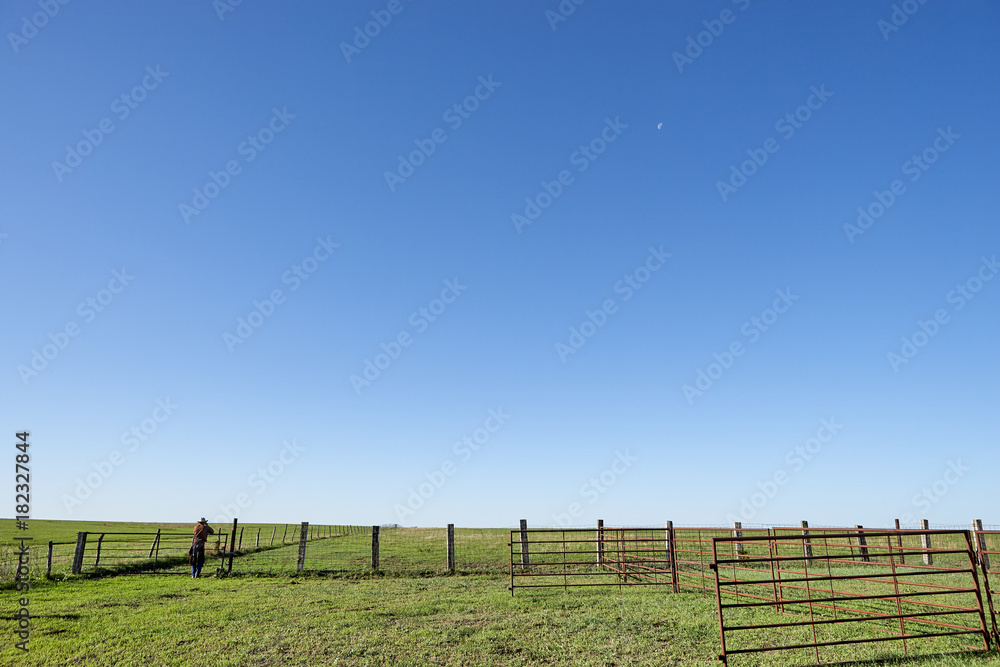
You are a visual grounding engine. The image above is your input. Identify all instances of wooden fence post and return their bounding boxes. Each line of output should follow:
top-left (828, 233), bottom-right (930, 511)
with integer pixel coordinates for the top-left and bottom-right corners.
top-left (666, 520), bottom-right (678, 594)
top-left (270, 527), bottom-right (276, 546)
top-left (296, 522), bottom-right (309, 572)
top-left (973, 519), bottom-right (989, 570)
top-left (519, 519), bottom-right (529, 570)
top-left (72, 532), bottom-right (87, 574)
top-left (228, 518), bottom-right (238, 574)
top-left (664, 521), bottom-right (672, 568)
top-left (854, 525), bottom-right (870, 562)
top-left (281, 524), bottom-right (288, 544)
top-left (920, 519), bottom-right (933, 565)
top-left (596, 519), bottom-right (604, 567)
top-left (94, 534), bottom-right (106, 567)
top-left (733, 521), bottom-right (744, 555)
top-left (371, 526), bottom-right (380, 571)
top-left (46, 541), bottom-right (54, 578)
top-left (238, 527), bottom-right (244, 551)
top-left (255, 528), bottom-right (260, 549)
top-left (894, 518), bottom-right (905, 564)
top-left (801, 521), bottom-right (812, 561)
top-left (447, 524), bottom-right (455, 573)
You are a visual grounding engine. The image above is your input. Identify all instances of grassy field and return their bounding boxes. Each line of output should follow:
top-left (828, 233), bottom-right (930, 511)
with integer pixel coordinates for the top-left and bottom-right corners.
top-left (4, 521), bottom-right (999, 665)
top-left (3, 573), bottom-right (1000, 666)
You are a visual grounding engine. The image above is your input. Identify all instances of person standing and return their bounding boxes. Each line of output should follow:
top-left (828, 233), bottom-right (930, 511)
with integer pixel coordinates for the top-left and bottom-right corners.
top-left (191, 518), bottom-right (215, 578)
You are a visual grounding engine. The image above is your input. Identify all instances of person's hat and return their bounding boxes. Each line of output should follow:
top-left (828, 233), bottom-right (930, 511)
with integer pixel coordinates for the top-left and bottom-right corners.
top-left (199, 518), bottom-right (207, 523)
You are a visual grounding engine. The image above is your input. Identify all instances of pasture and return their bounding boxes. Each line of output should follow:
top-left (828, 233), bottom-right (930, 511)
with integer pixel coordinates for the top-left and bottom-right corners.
top-left (3, 520), bottom-right (999, 666)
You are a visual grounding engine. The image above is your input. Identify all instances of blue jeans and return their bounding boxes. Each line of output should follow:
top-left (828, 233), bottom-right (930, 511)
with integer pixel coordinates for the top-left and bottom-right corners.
top-left (191, 540), bottom-right (206, 577)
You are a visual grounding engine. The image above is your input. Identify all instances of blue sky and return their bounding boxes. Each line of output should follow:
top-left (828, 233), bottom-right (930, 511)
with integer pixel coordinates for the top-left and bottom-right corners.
top-left (2, 1), bottom-right (997, 529)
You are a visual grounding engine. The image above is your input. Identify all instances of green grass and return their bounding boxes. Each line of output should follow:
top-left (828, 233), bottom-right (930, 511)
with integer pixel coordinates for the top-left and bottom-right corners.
top-left (4, 573), bottom-right (999, 666)
top-left (3, 521), bottom-right (998, 665)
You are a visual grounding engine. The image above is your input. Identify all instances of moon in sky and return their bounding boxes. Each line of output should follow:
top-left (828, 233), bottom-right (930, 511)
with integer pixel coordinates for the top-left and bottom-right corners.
top-left (657, 123), bottom-right (663, 130)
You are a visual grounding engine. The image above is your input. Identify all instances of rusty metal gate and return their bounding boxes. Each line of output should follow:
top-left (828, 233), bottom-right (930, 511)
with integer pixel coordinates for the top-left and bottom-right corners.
top-left (711, 529), bottom-right (995, 665)
top-left (975, 529), bottom-right (1000, 641)
top-left (509, 526), bottom-right (673, 593)
top-left (672, 526), bottom-right (771, 595)
top-left (69, 531), bottom-right (223, 575)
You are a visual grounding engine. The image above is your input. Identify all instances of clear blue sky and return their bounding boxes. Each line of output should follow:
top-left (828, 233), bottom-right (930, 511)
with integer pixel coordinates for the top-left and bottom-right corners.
top-left (3, 1), bottom-right (997, 529)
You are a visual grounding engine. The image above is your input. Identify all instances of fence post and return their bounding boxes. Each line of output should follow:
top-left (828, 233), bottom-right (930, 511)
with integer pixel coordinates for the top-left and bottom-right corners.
top-left (597, 519), bottom-right (604, 567)
top-left (447, 524), bottom-right (455, 573)
top-left (733, 521), bottom-right (744, 555)
top-left (238, 527), bottom-right (244, 551)
top-left (519, 519), bottom-right (529, 570)
top-left (94, 533), bottom-right (106, 567)
top-left (281, 524), bottom-right (288, 544)
top-left (894, 518), bottom-right (905, 564)
top-left (801, 520), bottom-right (812, 562)
top-left (46, 541), bottom-right (54, 577)
top-left (973, 519), bottom-right (989, 570)
top-left (72, 532), bottom-right (87, 574)
top-left (664, 521), bottom-right (671, 568)
top-left (270, 527), bottom-right (276, 546)
top-left (920, 519), bottom-right (933, 565)
top-left (855, 525), bottom-right (870, 562)
top-left (667, 520), bottom-right (678, 594)
top-left (255, 528), bottom-right (260, 549)
top-left (228, 518), bottom-right (238, 574)
top-left (371, 525), bottom-right (380, 571)
top-left (296, 522), bottom-right (309, 572)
